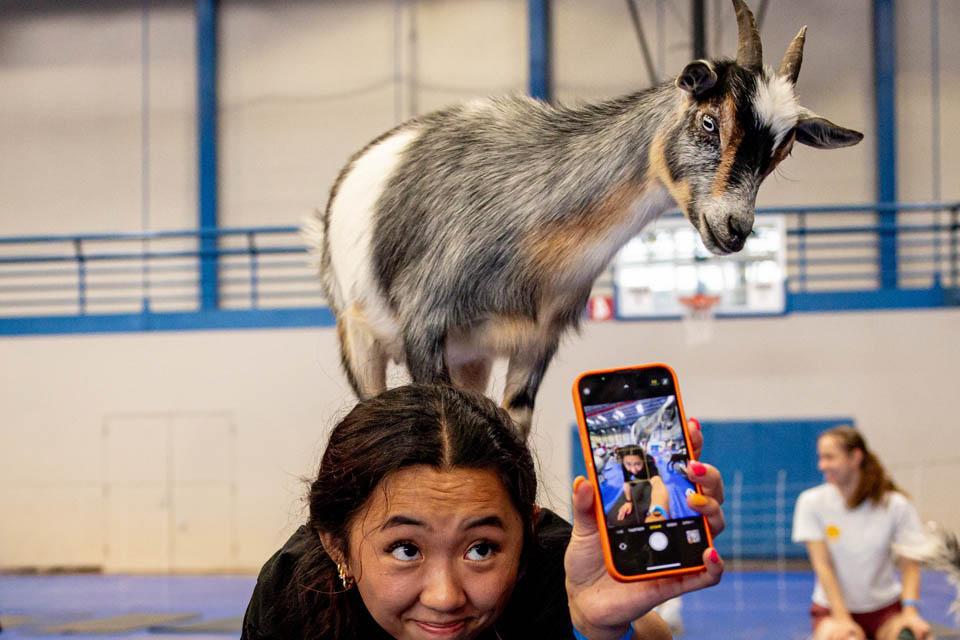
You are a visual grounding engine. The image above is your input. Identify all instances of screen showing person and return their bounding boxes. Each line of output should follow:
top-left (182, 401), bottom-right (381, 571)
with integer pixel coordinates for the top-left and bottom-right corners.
top-left (586, 395), bottom-right (699, 529)
top-left (612, 445), bottom-right (665, 524)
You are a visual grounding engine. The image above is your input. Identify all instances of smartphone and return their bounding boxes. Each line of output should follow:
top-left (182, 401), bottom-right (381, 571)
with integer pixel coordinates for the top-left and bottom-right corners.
top-left (572, 363), bottom-right (712, 582)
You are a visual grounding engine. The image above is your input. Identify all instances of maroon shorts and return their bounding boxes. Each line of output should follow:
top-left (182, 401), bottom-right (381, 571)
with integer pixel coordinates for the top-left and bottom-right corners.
top-left (810, 601), bottom-right (903, 639)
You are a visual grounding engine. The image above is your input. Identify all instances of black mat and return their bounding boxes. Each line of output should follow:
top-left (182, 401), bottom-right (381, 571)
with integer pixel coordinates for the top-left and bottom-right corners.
top-left (148, 615), bottom-right (243, 633)
top-left (39, 613), bottom-right (198, 634)
top-left (0, 615), bottom-right (34, 630)
top-left (933, 623), bottom-right (960, 639)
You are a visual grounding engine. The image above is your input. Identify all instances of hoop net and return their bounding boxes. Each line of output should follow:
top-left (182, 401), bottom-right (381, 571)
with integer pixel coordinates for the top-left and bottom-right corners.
top-left (677, 292), bottom-right (720, 346)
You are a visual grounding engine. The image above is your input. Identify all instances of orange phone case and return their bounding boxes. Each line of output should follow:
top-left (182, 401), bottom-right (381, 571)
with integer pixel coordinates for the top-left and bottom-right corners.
top-left (572, 363), bottom-right (714, 582)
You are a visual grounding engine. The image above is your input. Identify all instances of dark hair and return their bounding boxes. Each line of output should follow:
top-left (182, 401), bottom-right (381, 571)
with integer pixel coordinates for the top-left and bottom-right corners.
top-left (616, 445), bottom-right (650, 475)
top-left (287, 384), bottom-right (538, 639)
top-left (820, 426), bottom-right (902, 509)
top-left (616, 444), bottom-right (644, 459)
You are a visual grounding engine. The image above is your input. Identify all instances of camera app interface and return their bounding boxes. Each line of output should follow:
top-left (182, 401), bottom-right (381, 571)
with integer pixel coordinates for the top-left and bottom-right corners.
top-left (580, 371), bottom-right (708, 576)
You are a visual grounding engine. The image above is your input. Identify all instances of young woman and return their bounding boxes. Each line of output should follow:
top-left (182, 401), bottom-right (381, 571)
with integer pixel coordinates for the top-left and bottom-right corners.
top-left (243, 384), bottom-right (726, 639)
top-left (793, 426), bottom-right (931, 640)
top-left (614, 445), bottom-right (670, 524)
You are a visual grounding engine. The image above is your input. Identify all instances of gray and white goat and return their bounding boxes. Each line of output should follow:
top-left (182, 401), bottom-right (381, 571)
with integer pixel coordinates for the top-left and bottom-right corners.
top-left (306, 0), bottom-right (863, 438)
top-left (895, 525), bottom-right (960, 626)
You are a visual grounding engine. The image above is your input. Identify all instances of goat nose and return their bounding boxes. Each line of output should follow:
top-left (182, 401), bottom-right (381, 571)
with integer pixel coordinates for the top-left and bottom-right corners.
top-left (727, 215), bottom-right (753, 243)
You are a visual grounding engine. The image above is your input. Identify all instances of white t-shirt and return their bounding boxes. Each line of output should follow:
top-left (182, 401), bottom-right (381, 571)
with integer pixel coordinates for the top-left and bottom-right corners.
top-left (792, 483), bottom-right (925, 613)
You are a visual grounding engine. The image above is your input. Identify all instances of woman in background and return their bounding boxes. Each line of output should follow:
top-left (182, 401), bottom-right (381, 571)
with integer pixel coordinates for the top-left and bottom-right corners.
top-left (793, 426), bottom-right (931, 640)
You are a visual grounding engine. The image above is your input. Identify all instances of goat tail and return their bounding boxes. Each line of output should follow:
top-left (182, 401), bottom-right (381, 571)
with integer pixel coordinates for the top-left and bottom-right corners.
top-left (894, 522), bottom-right (960, 624)
top-left (300, 209), bottom-right (325, 269)
top-left (300, 209), bottom-right (342, 312)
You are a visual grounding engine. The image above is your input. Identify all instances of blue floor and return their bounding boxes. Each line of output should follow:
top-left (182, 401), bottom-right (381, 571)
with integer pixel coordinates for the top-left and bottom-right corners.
top-left (0, 574), bottom-right (254, 639)
top-left (681, 571), bottom-right (957, 639)
top-left (0, 571), bottom-right (956, 638)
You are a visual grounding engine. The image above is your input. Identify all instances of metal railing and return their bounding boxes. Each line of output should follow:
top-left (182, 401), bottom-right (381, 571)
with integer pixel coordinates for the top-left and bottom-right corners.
top-left (0, 226), bottom-right (323, 320)
top-left (0, 201), bottom-right (957, 333)
top-left (762, 201), bottom-right (960, 293)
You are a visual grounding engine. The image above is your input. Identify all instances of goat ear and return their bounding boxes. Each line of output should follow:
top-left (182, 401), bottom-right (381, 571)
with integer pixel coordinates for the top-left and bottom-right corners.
top-left (795, 109), bottom-right (864, 149)
top-left (676, 60), bottom-right (717, 97)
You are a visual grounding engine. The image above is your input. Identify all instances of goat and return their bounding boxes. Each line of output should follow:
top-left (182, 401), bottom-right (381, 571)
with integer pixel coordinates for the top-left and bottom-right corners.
top-left (305, 0), bottom-right (863, 439)
top-left (895, 525), bottom-right (960, 626)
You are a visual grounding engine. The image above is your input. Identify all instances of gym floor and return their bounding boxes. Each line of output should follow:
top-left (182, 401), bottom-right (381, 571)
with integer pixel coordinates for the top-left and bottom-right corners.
top-left (1, 570), bottom-right (956, 639)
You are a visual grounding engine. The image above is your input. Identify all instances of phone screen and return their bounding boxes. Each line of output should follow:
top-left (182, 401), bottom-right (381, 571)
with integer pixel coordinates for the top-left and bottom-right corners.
top-left (576, 366), bottom-right (709, 577)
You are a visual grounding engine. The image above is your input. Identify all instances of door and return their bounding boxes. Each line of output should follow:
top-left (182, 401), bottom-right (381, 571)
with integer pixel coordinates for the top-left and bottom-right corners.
top-left (103, 412), bottom-right (237, 571)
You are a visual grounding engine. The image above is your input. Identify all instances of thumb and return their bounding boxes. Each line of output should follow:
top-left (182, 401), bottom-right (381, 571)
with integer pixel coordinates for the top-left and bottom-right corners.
top-left (571, 476), bottom-right (600, 537)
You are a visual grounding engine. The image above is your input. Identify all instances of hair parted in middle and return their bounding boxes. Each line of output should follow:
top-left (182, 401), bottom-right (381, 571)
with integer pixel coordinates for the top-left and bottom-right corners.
top-left (283, 384), bottom-right (539, 640)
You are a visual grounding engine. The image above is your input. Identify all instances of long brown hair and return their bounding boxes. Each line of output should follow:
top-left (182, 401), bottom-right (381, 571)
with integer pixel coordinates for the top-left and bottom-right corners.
top-left (820, 426), bottom-right (902, 508)
top-left (286, 384), bottom-right (538, 639)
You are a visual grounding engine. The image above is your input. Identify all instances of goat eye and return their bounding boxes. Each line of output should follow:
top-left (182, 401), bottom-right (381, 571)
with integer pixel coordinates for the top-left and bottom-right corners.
top-left (701, 115), bottom-right (717, 134)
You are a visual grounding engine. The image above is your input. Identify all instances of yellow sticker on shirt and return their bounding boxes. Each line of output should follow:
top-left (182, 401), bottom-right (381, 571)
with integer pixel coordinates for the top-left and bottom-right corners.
top-left (825, 524), bottom-right (841, 540)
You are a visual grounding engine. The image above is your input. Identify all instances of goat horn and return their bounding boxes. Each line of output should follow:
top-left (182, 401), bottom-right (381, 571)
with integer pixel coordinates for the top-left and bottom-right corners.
top-left (778, 26), bottom-right (807, 84)
top-left (732, 0), bottom-right (763, 70)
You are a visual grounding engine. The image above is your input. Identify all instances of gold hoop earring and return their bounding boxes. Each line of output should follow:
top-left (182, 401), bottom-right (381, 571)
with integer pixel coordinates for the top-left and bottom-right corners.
top-left (337, 562), bottom-right (355, 590)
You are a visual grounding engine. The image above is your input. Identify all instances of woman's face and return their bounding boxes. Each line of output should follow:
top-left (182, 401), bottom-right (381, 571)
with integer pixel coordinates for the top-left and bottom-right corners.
top-left (623, 453), bottom-right (645, 476)
top-left (344, 465), bottom-right (525, 640)
top-left (816, 435), bottom-right (860, 486)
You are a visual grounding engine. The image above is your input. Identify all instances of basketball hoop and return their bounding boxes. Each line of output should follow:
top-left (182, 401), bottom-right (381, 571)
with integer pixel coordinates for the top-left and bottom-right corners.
top-left (677, 292), bottom-right (720, 346)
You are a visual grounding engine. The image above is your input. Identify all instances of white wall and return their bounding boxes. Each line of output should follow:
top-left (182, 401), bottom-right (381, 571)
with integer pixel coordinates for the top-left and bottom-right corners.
top-left (219, 0), bottom-right (526, 227)
top-left (1, 308), bottom-right (958, 570)
top-left (0, 327), bottom-right (349, 570)
top-left (897, 0), bottom-right (960, 203)
top-left (0, 2), bottom-right (196, 235)
top-left (1, 1), bottom-right (956, 237)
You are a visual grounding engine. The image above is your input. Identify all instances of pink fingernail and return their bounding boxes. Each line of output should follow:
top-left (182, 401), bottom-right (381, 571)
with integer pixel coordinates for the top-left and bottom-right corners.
top-left (690, 418), bottom-right (702, 431)
top-left (691, 461), bottom-right (707, 477)
top-left (709, 548), bottom-right (720, 564)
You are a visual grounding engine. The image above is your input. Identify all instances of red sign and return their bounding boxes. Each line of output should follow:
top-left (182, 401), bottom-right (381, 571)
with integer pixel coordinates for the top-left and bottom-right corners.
top-left (587, 295), bottom-right (615, 321)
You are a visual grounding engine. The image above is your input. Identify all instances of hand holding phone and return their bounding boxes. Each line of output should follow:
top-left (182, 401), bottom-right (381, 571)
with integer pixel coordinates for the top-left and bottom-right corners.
top-left (572, 363), bottom-right (713, 581)
top-left (565, 462), bottom-right (725, 639)
top-left (565, 368), bottom-right (726, 636)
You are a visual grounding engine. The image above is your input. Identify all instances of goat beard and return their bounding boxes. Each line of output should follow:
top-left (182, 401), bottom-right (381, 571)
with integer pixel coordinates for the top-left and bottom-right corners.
top-left (893, 524), bottom-right (960, 624)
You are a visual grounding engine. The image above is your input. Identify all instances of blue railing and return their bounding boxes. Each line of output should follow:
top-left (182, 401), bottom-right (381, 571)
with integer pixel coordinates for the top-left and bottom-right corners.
top-left (762, 201), bottom-right (958, 291)
top-left (0, 202), bottom-right (957, 335)
top-left (770, 201), bottom-right (959, 312)
top-left (0, 226), bottom-right (332, 334)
